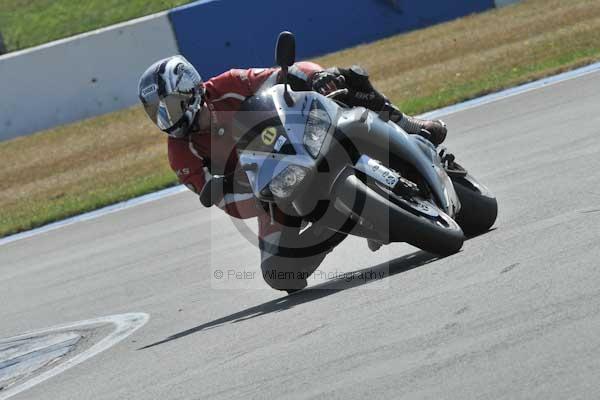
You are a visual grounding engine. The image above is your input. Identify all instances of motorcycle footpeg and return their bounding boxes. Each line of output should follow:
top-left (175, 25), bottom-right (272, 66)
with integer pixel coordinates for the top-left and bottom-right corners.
top-left (443, 158), bottom-right (468, 178)
top-left (439, 148), bottom-right (468, 178)
top-left (393, 177), bottom-right (421, 198)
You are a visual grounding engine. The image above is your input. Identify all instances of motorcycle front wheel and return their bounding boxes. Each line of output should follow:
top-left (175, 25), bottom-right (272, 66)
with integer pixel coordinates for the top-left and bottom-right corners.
top-left (370, 180), bottom-right (465, 256)
top-left (333, 172), bottom-right (465, 256)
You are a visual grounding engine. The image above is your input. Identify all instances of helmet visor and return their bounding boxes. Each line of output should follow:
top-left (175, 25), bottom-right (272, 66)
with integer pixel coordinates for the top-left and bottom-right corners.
top-left (156, 94), bottom-right (188, 131)
top-left (173, 64), bottom-right (202, 95)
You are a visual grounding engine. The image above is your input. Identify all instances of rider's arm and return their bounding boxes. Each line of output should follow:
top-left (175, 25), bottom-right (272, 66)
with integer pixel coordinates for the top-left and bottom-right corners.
top-left (168, 137), bottom-right (209, 195)
top-left (313, 66), bottom-right (389, 111)
top-left (168, 137), bottom-right (261, 220)
top-left (285, 61), bottom-right (387, 111)
top-left (211, 169), bottom-right (261, 219)
top-left (273, 61), bottom-right (325, 91)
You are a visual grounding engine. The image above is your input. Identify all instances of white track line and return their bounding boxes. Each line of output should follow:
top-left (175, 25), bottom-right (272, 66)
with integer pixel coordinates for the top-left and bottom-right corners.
top-left (2, 60), bottom-right (600, 247)
top-left (0, 313), bottom-right (149, 400)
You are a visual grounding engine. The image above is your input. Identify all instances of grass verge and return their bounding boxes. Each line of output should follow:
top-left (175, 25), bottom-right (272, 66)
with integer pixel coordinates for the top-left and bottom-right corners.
top-left (1, 0), bottom-right (600, 238)
top-left (0, 0), bottom-right (192, 52)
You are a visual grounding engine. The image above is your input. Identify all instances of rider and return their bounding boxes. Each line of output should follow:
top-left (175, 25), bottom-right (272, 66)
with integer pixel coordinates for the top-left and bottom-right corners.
top-left (138, 56), bottom-right (447, 292)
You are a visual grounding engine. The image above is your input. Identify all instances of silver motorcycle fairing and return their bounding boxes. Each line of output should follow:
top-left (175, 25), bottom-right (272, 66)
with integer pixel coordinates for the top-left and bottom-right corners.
top-left (241, 153), bottom-right (314, 198)
top-left (236, 84), bottom-right (460, 217)
top-left (411, 134), bottom-right (462, 216)
top-left (336, 109), bottom-right (461, 216)
top-left (237, 85), bottom-right (338, 199)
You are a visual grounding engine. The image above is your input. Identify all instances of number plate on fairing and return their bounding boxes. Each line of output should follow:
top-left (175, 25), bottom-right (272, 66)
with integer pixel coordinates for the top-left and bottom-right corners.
top-left (355, 155), bottom-right (400, 189)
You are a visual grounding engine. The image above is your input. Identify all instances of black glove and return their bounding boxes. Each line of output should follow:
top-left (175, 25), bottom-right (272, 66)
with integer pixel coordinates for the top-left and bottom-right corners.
top-left (199, 171), bottom-right (254, 208)
top-left (199, 175), bottom-right (228, 208)
top-left (343, 89), bottom-right (387, 111)
top-left (310, 71), bottom-right (347, 95)
top-left (338, 65), bottom-right (372, 91)
top-left (318, 66), bottom-right (388, 111)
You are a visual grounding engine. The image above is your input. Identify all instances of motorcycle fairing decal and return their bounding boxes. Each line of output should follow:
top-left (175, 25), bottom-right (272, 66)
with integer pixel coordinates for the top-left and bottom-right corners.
top-left (355, 155), bottom-right (400, 189)
top-left (261, 126), bottom-right (278, 145)
top-left (274, 136), bottom-right (287, 152)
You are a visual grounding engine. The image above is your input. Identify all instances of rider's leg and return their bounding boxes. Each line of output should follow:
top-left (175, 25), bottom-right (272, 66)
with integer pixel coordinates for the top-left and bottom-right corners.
top-left (312, 66), bottom-right (448, 146)
top-left (383, 103), bottom-right (447, 146)
top-left (259, 232), bottom-right (323, 291)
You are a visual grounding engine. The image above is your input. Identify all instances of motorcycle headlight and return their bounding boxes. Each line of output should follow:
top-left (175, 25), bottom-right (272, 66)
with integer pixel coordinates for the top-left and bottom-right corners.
top-left (269, 165), bottom-right (309, 198)
top-left (303, 100), bottom-right (331, 158)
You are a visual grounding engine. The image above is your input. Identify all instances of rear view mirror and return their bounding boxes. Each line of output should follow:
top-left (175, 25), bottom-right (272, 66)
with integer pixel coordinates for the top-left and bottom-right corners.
top-left (275, 31), bottom-right (296, 67)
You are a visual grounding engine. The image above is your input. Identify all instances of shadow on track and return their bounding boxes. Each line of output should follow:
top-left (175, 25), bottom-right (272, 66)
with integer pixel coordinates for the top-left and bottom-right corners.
top-left (140, 250), bottom-right (438, 350)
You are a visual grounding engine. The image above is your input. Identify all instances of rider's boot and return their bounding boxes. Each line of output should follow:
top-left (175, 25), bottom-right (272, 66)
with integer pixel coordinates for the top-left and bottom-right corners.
top-left (400, 116), bottom-right (447, 147)
top-left (386, 104), bottom-right (447, 146)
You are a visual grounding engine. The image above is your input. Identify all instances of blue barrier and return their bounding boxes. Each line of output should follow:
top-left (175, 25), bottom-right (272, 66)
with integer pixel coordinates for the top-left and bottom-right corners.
top-left (169, 0), bottom-right (495, 78)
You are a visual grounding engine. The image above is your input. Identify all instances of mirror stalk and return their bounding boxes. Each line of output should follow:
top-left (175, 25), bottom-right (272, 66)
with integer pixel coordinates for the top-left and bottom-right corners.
top-left (281, 65), bottom-right (294, 106)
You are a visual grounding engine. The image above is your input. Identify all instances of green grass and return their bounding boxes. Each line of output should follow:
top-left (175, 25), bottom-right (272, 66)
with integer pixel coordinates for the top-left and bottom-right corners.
top-left (0, 0), bottom-right (193, 52)
top-left (398, 49), bottom-right (600, 116)
top-left (2, 170), bottom-right (176, 234)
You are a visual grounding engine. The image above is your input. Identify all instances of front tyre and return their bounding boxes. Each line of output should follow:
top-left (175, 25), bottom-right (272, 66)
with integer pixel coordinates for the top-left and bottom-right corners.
top-left (381, 188), bottom-right (465, 256)
top-left (334, 173), bottom-right (465, 256)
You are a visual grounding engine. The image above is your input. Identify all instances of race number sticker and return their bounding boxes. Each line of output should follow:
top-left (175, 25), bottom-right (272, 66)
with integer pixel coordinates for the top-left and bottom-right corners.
top-left (274, 135), bottom-right (287, 152)
top-left (261, 127), bottom-right (277, 146)
top-left (356, 155), bottom-right (399, 188)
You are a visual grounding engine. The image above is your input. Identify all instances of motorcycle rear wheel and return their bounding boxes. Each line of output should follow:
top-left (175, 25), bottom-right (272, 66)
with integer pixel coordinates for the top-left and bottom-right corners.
top-left (452, 178), bottom-right (498, 236)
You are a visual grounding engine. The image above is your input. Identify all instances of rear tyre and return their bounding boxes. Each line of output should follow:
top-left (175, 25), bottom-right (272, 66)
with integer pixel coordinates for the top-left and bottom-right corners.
top-left (453, 180), bottom-right (498, 236)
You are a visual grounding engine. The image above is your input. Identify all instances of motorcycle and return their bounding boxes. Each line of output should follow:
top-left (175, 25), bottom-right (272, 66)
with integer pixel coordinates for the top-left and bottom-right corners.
top-left (227, 32), bottom-right (497, 256)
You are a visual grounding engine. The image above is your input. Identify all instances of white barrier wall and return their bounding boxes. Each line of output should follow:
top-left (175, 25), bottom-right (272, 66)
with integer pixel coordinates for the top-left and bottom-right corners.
top-left (0, 13), bottom-right (179, 141)
top-left (0, 0), bottom-right (522, 141)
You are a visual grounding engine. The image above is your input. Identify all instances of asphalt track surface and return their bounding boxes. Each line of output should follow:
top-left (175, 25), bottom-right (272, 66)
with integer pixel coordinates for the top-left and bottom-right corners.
top-left (1, 70), bottom-right (600, 400)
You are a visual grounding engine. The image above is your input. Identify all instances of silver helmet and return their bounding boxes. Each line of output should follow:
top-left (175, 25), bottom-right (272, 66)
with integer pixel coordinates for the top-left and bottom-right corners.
top-left (138, 55), bottom-right (204, 138)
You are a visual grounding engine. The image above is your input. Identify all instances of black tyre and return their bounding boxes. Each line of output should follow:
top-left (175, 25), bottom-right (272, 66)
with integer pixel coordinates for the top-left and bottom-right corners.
top-left (335, 174), bottom-right (465, 256)
top-left (387, 195), bottom-right (465, 256)
top-left (453, 178), bottom-right (498, 236)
